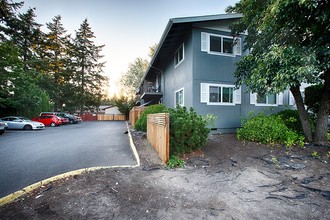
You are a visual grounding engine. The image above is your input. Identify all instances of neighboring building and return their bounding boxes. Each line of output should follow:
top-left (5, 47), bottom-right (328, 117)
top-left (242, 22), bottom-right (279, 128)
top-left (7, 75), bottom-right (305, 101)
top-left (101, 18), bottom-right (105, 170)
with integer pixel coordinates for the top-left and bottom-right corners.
top-left (104, 106), bottom-right (122, 115)
top-left (98, 106), bottom-right (122, 115)
top-left (138, 13), bottom-right (292, 133)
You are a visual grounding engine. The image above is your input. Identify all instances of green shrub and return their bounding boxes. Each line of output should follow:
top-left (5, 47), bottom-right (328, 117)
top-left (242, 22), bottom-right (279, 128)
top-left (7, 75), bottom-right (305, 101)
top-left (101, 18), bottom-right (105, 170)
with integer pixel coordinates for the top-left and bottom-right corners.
top-left (134, 104), bottom-right (167, 132)
top-left (237, 112), bottom-right (304, 147)
top-left (276, 109), bottom-right (315, 134)
top-left (167, 155), bottom-right (185, 168)
top-left (169, 106), bottom-right (211, 156)
top-left (276, 110), bottom-right (303, 134)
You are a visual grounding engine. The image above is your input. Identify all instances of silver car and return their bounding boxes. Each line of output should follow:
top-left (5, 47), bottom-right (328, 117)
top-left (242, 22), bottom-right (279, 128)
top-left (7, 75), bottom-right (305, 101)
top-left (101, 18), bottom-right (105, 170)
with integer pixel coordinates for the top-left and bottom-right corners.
top-left (0, 121), bottom-right (8, 135)
top-left (0, 116), bottom-right (45, 130)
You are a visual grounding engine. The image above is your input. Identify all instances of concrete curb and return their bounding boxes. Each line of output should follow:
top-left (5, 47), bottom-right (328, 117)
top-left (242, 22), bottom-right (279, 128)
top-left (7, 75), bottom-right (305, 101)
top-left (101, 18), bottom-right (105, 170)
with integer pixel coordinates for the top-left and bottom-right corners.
top-left (126, 121), bottom-right (140, 166)
top-left (0, 121), bottom-right (140, 207)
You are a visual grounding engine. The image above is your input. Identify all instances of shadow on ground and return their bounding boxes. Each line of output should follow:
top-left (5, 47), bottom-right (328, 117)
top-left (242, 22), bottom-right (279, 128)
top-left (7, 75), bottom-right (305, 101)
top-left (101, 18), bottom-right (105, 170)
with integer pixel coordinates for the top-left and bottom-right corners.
top-left (0, 130), bottom-right (329, 220)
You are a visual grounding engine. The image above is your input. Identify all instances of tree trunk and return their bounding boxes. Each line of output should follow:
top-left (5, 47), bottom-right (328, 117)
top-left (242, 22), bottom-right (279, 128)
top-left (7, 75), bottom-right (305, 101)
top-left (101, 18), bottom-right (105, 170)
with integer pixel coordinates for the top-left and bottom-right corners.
top-left (290, 85), bottom-right (313, 142)
top-left (314, 69), bottom-right (330, 145)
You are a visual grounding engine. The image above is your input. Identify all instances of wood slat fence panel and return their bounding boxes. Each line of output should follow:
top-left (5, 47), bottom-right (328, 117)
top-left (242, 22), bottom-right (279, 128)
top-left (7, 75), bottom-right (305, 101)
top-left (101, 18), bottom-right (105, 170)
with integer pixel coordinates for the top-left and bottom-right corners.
top-left (97, 114), bottom-right (126, 121)
top-left (147, 113), bottom-right (169, 164)
top-left (129, 106), bottom-right (147, 127)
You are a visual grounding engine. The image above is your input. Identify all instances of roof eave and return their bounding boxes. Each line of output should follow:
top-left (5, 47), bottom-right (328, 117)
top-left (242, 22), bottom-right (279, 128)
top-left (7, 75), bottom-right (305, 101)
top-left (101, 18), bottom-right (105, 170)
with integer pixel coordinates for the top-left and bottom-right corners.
top-left (139, 13), bottom-right (243, 89)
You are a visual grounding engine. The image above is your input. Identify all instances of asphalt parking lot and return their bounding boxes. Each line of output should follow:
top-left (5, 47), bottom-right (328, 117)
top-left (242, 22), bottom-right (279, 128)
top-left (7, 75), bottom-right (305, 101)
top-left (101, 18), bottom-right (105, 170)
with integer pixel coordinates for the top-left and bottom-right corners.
top-left (0, 121), bottom-right (136, 198)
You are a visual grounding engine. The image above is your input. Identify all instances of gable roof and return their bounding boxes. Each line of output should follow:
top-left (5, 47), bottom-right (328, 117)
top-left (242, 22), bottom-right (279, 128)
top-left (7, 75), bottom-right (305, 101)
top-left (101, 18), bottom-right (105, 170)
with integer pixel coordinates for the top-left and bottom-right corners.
top-left (142, 13), bottom-right (243, 82)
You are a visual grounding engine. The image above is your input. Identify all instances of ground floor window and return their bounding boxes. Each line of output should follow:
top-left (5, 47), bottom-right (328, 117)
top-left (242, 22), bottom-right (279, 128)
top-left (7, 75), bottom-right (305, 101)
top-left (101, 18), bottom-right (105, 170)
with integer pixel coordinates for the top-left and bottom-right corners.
top-left (200, 83), bottom-right (241, 105)
top-left (250, 92), bottom-right (283, 106)
top-left (175, 88), bottom-right (184, 107)
top-left (209, 86), bottom-right (234, 103)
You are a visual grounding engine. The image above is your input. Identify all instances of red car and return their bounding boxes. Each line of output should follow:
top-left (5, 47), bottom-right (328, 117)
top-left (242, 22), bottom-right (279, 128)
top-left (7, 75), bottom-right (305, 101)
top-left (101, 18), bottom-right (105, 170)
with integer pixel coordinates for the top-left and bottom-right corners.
top-left (32, 115), bottom-right (61, 127)
top-left (39, 112), bottom-right (69, 125)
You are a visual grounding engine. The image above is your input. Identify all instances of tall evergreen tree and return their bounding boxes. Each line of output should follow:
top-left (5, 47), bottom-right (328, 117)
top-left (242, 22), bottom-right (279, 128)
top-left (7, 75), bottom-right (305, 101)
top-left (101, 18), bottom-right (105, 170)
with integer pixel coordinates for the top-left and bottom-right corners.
top-left (37, 15), bottom-right (72, 110)
top-left (0, 0), bottom-right (23, 41)
top-left (0, 0), bottom-right (51, 116)
top-left (73, 18), bottom-right (107, 114)
top-left (12, 8), bottom-right (42, 70)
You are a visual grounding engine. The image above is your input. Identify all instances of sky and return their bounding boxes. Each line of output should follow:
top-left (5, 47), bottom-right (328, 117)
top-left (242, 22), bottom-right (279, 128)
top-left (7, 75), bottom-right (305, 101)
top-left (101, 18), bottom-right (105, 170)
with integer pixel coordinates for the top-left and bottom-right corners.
top-left (18, 0), bottom-right (239, 96)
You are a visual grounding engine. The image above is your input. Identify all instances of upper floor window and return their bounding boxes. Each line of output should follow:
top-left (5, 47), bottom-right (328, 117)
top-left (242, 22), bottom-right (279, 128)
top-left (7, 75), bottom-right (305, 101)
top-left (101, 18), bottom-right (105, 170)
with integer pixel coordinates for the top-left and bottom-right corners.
top-left (175, 88), bottom-right (184, 107)
top-left (201, 32), bottom-right (241, 56)
top-left (174, 43), bottom-right (184, 67)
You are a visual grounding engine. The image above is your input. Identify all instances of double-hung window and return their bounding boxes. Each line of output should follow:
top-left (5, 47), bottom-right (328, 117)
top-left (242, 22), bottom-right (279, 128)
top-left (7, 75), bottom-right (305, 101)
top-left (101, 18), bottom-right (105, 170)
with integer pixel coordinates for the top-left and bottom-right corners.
top-left (201, 83), bottom-right (241, 105)
top-left (175, 88), bottom-right (184, 107)
top-left (209, 86), bottom-right (234, 103)
top-left (201, 32), bottom-right (241, 56)
top-left (174, 43), bottom-right (184, 67)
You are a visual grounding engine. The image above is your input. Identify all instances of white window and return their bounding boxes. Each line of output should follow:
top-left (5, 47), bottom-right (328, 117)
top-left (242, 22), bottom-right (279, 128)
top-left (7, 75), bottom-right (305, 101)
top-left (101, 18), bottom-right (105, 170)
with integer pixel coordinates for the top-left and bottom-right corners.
top-left (201, 32), bottom-right (241, 56)
top-left (175, 88), bottom-right (184, 107)
top-left (174, 43), bottom-right (184, 67)
top-left (200, 83), bottom-right (241, 105)
top-left (250, 92), bottom-right (283, 106)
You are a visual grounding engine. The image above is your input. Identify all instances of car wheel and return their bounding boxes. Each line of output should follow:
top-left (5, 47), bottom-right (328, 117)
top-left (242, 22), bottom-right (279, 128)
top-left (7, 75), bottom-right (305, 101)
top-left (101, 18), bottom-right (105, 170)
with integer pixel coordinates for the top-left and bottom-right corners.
top-left (23, 125), bottom-right (33, 130)
top-left (50, 122), bottom-right (56, 127)
top-left (0, 130), bottom-right (4, 135)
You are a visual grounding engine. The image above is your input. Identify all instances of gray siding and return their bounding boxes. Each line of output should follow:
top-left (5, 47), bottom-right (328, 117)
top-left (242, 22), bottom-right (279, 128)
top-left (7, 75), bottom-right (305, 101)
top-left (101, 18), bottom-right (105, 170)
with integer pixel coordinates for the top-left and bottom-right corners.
top-left (160, 22), bottom-right (292, 133)
top-left (191, 28), bottom-right (242, 132)
top-left (163, 32), bottom-right (194, 108)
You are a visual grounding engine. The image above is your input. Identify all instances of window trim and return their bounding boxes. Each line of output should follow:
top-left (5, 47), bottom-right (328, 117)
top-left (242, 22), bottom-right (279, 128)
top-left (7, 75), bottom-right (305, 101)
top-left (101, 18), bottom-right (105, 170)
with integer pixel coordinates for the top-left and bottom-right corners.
top-left (201, 32), bottom-right (242, 57)
top-left (250, 92), bottom-right (283, 106)
top-left (174, 43), bottom-right (184, 68)
top-left (174, 87), bottom-right (184, 107)
top-left (200, 83), bottom-right (241, 106)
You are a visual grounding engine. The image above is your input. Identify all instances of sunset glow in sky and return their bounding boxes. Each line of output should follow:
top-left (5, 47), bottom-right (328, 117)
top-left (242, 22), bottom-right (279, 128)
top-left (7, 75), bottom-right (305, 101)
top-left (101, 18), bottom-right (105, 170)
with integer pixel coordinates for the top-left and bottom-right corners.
top-left (19, 0), bottom-right (238, 96)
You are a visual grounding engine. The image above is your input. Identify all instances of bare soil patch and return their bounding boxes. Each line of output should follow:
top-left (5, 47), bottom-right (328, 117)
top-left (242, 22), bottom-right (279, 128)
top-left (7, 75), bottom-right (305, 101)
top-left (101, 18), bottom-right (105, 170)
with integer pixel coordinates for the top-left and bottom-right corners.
top-left (0, 129), bottom-right (329, 220)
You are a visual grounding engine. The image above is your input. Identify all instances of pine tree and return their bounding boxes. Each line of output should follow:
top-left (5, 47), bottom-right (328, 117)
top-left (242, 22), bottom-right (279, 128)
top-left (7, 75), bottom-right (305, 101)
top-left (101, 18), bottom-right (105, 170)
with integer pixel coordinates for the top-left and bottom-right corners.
top-left (37, 15), bottom-right (72, 110)
top-left (0, 0), bottom-right (23, 41)
top-left (73, 18), bottom-right (107, 114)
top-left (0, 0), bottom-right (51, 116)
top-left (13, 8), bottom-right (42, 70)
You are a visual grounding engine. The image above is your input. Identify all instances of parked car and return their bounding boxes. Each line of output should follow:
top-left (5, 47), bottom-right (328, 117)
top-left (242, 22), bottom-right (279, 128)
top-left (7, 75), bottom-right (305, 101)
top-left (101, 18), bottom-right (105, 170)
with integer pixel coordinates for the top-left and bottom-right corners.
top-left (0, 116), bottom-right (45, 130)
top-left (32, 115), bottom-right (61, 127)
top-left (57, 112), bottom-right (78, 124)
top-left (57, 116), bottom-right (69, 124)
top-left (40, 112), bottom-right (78, 124)
top-left (0, 121), bottom-right (8, 135)
top-left (75, 115), bottom-right (83, 122)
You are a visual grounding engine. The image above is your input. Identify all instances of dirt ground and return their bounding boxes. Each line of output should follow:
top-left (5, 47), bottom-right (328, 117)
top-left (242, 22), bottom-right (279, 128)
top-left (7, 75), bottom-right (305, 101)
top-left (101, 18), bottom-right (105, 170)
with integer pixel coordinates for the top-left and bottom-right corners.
top-left (0, 128), bottom-right (329, 220)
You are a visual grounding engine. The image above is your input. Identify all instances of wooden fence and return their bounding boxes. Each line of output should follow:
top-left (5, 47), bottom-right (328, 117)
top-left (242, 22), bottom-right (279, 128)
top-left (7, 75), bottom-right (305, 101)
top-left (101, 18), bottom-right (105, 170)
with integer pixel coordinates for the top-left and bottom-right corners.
top-left (97, 114), bottom-right (126, 121)
top-left (147, 113), bottom-right (170, 164)
top-left (129, 106), bottom-right (147, 127)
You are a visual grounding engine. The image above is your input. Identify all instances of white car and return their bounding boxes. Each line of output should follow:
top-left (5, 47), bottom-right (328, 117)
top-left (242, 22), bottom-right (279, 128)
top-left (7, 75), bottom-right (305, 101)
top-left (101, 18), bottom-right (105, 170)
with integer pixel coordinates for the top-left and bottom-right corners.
top-left (0, 121), bottom-right (8, 135)
top-left (0, 116), bottom-right (45, 130)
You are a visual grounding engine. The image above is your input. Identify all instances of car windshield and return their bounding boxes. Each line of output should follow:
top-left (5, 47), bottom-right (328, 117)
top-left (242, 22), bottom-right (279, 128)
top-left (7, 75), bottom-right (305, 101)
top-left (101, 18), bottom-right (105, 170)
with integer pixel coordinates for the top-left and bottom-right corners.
top-left (18, 117), bottom-right (31, 121)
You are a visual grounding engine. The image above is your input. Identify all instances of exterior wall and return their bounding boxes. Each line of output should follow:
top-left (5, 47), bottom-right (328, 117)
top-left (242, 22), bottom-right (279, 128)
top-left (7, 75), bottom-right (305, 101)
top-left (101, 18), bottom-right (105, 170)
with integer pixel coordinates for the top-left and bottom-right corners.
top-left (191, 27), bottom-right (243, 132)
top-left (153, 18), bottom-right (294, 133)
top-left (162, 32), bottom-right (194, 108)
top-left (239, 86), bottom-right (291, 123)
top-left (190, 27), bottom-right (291, 133)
